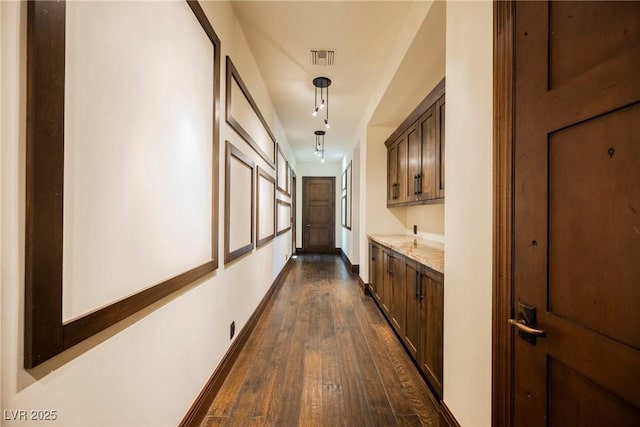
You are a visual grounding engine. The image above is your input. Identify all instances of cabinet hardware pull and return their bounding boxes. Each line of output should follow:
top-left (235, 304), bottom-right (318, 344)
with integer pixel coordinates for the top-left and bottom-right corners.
top-left (415, 270), bottom-right (420, 298)
top-left (419, 273), bottom-right (424, 300)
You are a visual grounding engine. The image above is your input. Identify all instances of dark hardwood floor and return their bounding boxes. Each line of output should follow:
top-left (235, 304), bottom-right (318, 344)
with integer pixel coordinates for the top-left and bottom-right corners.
top-left (201, 254), bottom-right (441, 426)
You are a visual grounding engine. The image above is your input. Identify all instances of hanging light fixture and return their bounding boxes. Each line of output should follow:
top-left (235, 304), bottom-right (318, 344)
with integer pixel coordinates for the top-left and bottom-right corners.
top-left (314, 130), bottom-right (326, 163)
top-left (312, 77), bottom-right (331, 129)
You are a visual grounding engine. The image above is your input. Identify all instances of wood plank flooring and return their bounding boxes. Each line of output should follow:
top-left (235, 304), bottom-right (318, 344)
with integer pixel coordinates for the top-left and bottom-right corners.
top-left (201, 254), bottom-right (441, 426)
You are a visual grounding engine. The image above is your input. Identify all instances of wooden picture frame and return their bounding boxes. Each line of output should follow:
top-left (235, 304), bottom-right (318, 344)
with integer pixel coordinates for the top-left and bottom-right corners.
top-left (276, 199), bottom-right (292, 235)
top-left (224, 141), bottom-right (255, 263)
top-left (341, 161), bottom-right (353, 230)
top-left (256, 166), bottom-right (276, 248)
top-left (276, 144), bottom-right (290, 196)
top-left (24, 0), bottom-right (221, 368)
top-left (226, 56), bottom-right (277, 169)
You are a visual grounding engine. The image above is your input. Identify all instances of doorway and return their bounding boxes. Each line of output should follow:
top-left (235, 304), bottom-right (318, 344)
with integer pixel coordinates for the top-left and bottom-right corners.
top-left (494, 1), bottom-right (640, 425)
top-left (291, 172), bottom-right (297, 254)
top-left (302, 177), bottom-right (335, 253)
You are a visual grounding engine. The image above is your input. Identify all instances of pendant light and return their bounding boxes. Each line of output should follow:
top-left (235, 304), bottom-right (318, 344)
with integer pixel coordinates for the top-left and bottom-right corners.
top-left (312, 77), bottom-right (331, 129)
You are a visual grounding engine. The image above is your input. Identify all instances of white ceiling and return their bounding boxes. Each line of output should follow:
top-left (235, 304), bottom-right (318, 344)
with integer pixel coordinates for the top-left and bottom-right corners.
top-left (231, 1), bottom-right (435, 163)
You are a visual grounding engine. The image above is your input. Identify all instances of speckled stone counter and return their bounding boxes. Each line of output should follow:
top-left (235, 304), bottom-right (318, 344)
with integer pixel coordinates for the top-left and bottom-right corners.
top-left (368, 234), bottom-right (444, 274)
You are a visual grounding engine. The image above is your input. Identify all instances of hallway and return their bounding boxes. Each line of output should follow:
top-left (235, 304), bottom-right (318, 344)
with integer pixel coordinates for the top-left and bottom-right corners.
top-left (201, 255), bottom-right (441, 426)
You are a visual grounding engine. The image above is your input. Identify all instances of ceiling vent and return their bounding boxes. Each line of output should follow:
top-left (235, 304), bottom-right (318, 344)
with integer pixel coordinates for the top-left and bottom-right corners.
top-left (311, 49), bottom-right (335, 66)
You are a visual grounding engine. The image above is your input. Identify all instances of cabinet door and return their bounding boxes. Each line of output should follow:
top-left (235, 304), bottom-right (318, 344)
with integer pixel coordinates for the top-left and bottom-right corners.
top-left (418, 106), bottom-right (437, 200)
top-left (404, 259), bottom-right (421, 360)
top-left (390, 253), bottom-right (406, 335)
top-left (406, 123), bottom-right (421, 202)
top-left (420, 267), bottom-right (444, 398)
top-left (435, 95), bottom-right (445, 199)
top-left (369, 242), bottom-right (379, 299)
top-left (381, 249), bottom-right (392, 315)
top-left (387, 142), bottom-right (398, 205)
top-left (396, 133), bottom-right (408, 204)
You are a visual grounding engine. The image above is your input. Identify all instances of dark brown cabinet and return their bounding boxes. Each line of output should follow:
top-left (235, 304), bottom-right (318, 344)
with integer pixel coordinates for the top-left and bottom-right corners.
top-left (419, 265), bottom-right (444, 398)
top-left (404, 259), bottom-right (421, 360)
top-left (387, 133), bottom-right (408, 205)
top-left (435, 96), bottom-right (445, 199)
top-left (369, 242), bottom-right (384, 305)
top-left (385, 80), bottom-right (445, 207)
top-left (368, 239), bottom-right (444, 399)
top-left (389, 253), bottom-right (405, 335)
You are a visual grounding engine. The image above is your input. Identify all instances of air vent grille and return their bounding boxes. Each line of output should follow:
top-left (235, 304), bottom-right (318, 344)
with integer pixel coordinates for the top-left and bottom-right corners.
top-left (311, 49), bottom-right (335, 66)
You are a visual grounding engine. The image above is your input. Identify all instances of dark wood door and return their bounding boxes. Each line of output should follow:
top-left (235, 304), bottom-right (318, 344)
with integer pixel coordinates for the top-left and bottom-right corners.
top-left (387, 140), bottom-right (398, 205)
top-left (407, 123), bottom-right (422, 202)
top-left (418, 106), bottom-right (437, 201)
top-left (512, 2), bottom-right (640, 425)
top-left (419, 267), bottom-right (443, 399)
top-left (381, 248), bottom-right (393, 316)
top-left (404, 259), bottom-right (420, 360)
top-left (390, 253), bottom-right (405, 335)
top-left (302, 177), bottom-right (335, 253)
top-left (369, 242), bottom-right (379, 299)
top-left (291, 173), bottom-right (296, 254)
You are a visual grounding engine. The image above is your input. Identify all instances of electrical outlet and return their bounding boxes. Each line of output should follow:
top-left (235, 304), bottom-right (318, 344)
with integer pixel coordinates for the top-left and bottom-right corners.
top-left (413, 225), bottom-right (417, 235)
top-left (230, 321), bottom-right (235, 340)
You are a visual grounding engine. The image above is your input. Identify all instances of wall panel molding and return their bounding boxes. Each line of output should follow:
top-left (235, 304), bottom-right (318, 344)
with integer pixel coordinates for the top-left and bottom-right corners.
top-left (224, 141), bottom-right (255, 264)
top-left (225, 56), bottom-right (276, 169)
top-left (24, 0), bottom-right (221, 368)
top-left (256, 166), bottom-right (276, 248)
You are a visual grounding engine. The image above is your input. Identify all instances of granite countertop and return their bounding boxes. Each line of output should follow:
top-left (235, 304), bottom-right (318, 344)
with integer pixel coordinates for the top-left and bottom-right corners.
top-left (368, 234), bottom-right (444, 274)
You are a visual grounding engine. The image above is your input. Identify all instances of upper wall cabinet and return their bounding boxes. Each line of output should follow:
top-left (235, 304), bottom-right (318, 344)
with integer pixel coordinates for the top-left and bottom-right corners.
top-left (385, 79), bottom-right (445, 207)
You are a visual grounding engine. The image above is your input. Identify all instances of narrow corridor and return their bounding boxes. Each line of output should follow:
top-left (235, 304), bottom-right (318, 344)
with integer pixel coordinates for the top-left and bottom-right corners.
top-left (202, 255), bottom-right (440, 426)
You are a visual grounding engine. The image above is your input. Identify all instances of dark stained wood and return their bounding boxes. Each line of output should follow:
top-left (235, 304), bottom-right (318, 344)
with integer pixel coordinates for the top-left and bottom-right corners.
top-left (199, 255), bottom-right (441, 426)
top-left (404, 259), bottom-right (421, 360)
top-left (25, 0), bottom-right (66, 368)
top-left (276, 143), bottom-right (289, 195)
top-left (386, 89), bottom-right (445, 208)
top-left (302, 177), bottom-right (335, 253)
top-left (225, 56), bottom-right (276, 169)
top-left (180, 259), bottom-right (295, 427)
top-left (492, 1), bottom-right (515, 425)
top-left (64, 261), bottom-right (216, 347)
top-left (369, 241), bottom-right (383, 303)
top-left (435, 96), bottom-right (445, 199)
top-left (439, 401), bottom-right (461, 427)
top-left (24, 0), bottom-right (221, 368)
top-left (384, 78), bottom-right (446, 148)
top-left (417, 107), bottom-right (437, 201)
top-left (291, 170), bottom-right (297, 254)
top-left (406, 123), bottom-right (421, 201)
top-left (381, 248), bottom-right (394, 316)
top-left (419, 267), bottom-right (444, 399)
top-left (511, 1), bottom-right (640, 425)
top-left (224, 141), bottom-right (255, 264)
top-left (387, 137), bottom-right (400, 205)
top-left (275, 199), bottom-right (292, 236)
top-left (256, 166), bottom-right (276, 248)
top-left (390, 253), bottom-right (406, 337)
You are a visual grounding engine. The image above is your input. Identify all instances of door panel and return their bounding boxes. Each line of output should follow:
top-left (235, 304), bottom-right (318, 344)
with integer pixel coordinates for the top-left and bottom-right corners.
top-left (513, 1), bottom-right (640, 425)
top-left (302, 177), bottom-right (335, 253)
top-left (549, 103), bottom-right (640, 349)
top-left (404, 260), bottom-right (420, 359)
top-left (419, 107), bottom-right (436, 200)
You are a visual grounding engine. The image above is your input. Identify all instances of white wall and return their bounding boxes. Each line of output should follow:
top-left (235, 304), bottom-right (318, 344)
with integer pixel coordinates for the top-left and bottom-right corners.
top-left (294, 161), bottom-right (342, 251)
top-left (1, 1), bottom-right (295, 425)
top-left (443, 1), bottom-right (493, 425)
